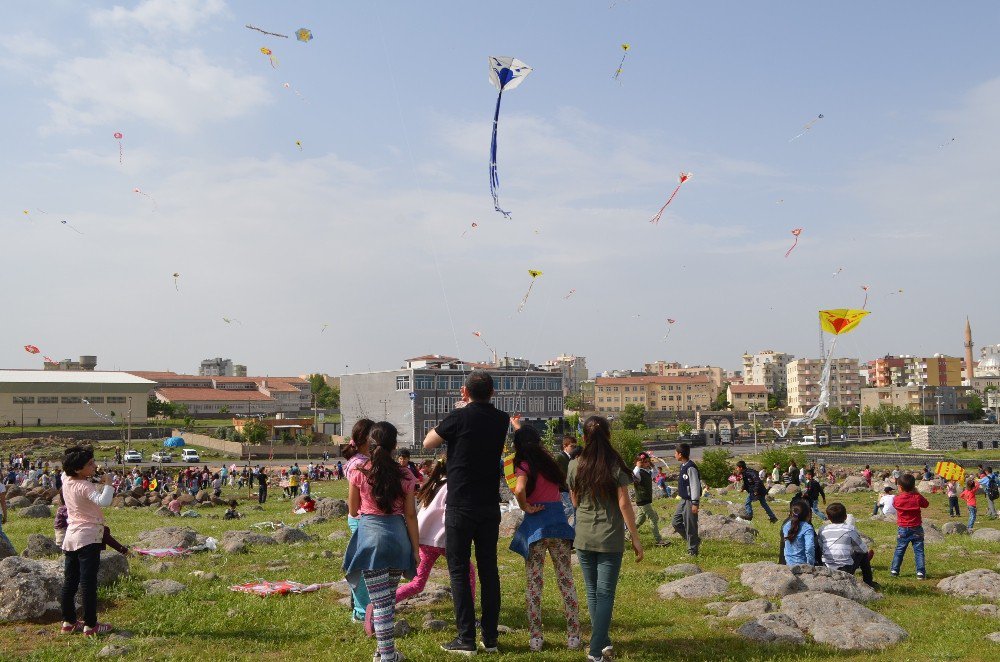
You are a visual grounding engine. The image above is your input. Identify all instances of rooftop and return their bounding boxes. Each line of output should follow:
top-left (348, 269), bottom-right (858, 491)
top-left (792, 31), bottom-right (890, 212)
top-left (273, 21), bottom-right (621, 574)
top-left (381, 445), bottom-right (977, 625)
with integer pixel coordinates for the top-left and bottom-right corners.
top-left (595, 375), bottom-right (711, 385)
top-left (156, 388), bottom-right (276, 402)
top-left (729, 385), bottom-right (768, 394)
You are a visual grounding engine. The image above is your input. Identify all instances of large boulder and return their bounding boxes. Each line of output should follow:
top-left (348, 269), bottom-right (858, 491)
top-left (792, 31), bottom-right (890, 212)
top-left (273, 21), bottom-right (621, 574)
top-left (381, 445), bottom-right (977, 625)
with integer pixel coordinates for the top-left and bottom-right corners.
top-left (143, 579), bottom-right (187, 596)
top-left (737, 613), bottom-right (805, 644)
top-left (96, 551), bottom-right (129, 586)
top-left (314, 498), bottom-right (348, 519)
top-left (923, 524), bottom-right (946, 544)
top-left (937, 569), bottom-right (1000, 600)
top-left (739, 562), bottom-right (880, 603)
top-left (916, 480), bottom-right (936, 495)
top-left (20, 504), bottom-right (52, 519)
top-left (784, 484), bottom-right (801, 494)
top-left (656, 572), bottom-right (729, 599)
top-left (499, 509), bottom-right (524, 538)
top-left (221, 530), bottom-right (277, 554)
top-left (135, 527), bottom-right (199, 550)
top-left (123, 497), bottom-right (142, 508)
top-left (767, 485), bottom-right (785, 498)
top-left (837, 476), bottom-right (871, 494)
top-left (971, 529), bottom-right (1000, 543)
top-left (272, 528), bottom-right (310, 544)
top-left (727, 599), bottom-right (775, 620)
top-left (699, 514), bottom-right (758, 544)
top-left (942, 522), bottom-right (967, 535)
top-left (780, 592), bottom-right (908, 650)
top-left (660, 563), bottom-right (702, 579)
top-left (22, 534), bottom-right (62, 559)
top-left (6, 496), bottom-right (32, 509)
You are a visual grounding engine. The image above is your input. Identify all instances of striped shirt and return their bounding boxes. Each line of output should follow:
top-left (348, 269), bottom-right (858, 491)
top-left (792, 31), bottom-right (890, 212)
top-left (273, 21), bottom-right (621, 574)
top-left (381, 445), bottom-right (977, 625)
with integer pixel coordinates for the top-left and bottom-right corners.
top-left (818, 522), bottom-right (868, 569)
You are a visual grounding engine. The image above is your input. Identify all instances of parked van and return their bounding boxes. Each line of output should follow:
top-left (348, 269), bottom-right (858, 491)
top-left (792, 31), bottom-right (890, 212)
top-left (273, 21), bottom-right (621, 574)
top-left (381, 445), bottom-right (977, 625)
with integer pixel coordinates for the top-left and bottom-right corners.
top-left (181, 448), bottom-right (200, 463)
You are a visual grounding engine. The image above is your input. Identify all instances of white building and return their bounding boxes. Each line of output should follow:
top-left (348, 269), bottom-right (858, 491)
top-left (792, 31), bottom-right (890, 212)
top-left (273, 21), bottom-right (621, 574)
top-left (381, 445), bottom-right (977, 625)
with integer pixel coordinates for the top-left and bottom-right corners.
top-left (0, 370), bottom-right (154, 426)
top-left (742, 350), bottom-right (794, 393)
top-left (198, 358), bottom-right (246, 377)
top-left (540, 355), bottom-right (589, 396)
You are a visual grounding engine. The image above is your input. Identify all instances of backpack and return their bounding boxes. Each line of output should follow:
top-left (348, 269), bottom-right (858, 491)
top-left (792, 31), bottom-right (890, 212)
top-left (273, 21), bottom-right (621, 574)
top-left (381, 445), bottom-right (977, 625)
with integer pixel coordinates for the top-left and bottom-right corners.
top-left (988, 475), bottom-right (999, 501)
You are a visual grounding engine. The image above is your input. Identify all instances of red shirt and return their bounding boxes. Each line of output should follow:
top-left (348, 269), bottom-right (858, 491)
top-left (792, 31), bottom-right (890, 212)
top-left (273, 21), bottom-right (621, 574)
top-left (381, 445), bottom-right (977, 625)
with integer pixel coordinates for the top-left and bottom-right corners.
top-left (960, 488), bottom-right (977, 507)
top-left (515, 462), bottom-right (561, 503)
top-left (893, 491), bottom-right (929, 528)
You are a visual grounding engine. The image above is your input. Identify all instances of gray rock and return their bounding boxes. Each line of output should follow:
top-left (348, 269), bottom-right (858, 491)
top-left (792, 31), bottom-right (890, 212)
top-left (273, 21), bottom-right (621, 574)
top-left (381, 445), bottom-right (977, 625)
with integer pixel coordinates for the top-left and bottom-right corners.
top-left (937, 569), bottom-right (1000, 600)
top-left (98, 644), bottom-right (131, 658)
top-left (397, 582), bottom-right (452, 610)
top-left (97, 551), bottom-right (129, 586)
top-left (499, 509), bottom-right (524, 538)
top-left (656, 572), bottom-right (729, 599)
top-left (942, 521), bottom-right (967, 535)
top-left (737, 613), bottom-right (805, 644)
top-left (20, 504), bottom-right (51, 518)
top-left (221, 530), bottom-right (277, 554)
top-left (314, 498), bottom-right (348, 519)
top-left (784, 484), bottom-right (802, 494)
top-left (987, 632), bottom-right (1000, 643)
top-left (972, 529), bottom-right (1000, 543)
top-left (704, 602), bottom-right (730, 615)
top-left (143, 579), bottom-right (187, 596)
top-left (780, 591), bottom-right (908, 650)
top-left (727, 599), bottom-right (775, 619)
top-left (155, 506), bottom-right (175, 517)
top-left (699, 514), bottom-right (758, 544)
top-left (393, 619), bottom-right (411, 637)
top-left (960, 604), bottom-right (999, 617)
top-left (916, 480), bottom-right (936, 495)
top-left (135, 527), bottom-right (198, 550)
top-left (124, 497), bottom-right (142, 508)
top-left (739, 562), bottom-right (881, 603)
top-left (147, 561), bottom-right (174, 574)
top-left (922, 523), bottom-right (946, 544)
top-left (327, 531), bottom-right (347, 541)
top-left (660, 563), bottom-right (702, 579)
top-left (767, 485), bottom-right (785, 498)
top-left (22, 534), bottom-right (61, 559)
top-left (423, 619), bottom-right (448, 631)
top-left (0, 556), bottom-right (64, 622)
top-left (6, 496), bottom-right (32, 509)
top-left (299, 514), bottom-right (328, 527)
top-left (837, 476), bottom-right (871, 494)
top-left (272, 528), bottom-right (311, 544)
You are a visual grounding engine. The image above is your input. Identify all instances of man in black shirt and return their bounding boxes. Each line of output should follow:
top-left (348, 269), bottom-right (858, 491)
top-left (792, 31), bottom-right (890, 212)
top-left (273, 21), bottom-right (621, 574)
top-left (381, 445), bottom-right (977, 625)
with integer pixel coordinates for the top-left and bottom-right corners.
top-left (736, 460), bottom-right (778, 523)
top-left (804, 470), bottom-right (827, 520)
top-left (424, 371), bottom-right (509, 655)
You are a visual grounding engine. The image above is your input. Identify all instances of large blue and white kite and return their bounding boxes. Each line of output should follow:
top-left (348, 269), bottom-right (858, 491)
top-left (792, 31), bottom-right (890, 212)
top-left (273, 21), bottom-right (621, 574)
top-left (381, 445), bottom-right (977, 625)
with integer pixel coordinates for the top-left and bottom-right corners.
top-left (488, 56), bottom-right (532, 218)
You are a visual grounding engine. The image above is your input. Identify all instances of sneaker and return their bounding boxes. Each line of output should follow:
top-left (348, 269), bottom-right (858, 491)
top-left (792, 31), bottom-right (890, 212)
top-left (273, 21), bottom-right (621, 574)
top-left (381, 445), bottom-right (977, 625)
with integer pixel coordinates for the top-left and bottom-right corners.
top-left (83, 623), bottom-right (113, 637)
top-left (528, 637), bottom-right (543, 652)
top-left (654, 540), bottom-right (670, 547)
top-left (866, 581), bottom-right (882, 591)
top-left (364, 602), bottom-right (375, 637)
top-left (769, 517), bottom-right (779, 524)
top-left (479, 641), bottom-right (498, 654)
top-left (889, 570), bottom-right (899, 577)
top-left (916, 572), bottom-right (926, 580)
top-left (567, 635), bottom-right (582, 650)
top-left (602, 645), bottom-right (615, 661)
top-left (59, 621), bottom-right (84, 635)
top-left (440, 638), bottom-right (477, 655)
top-left (587, 656), bottom-right (604, 662)
top-left (374, 652), bottom-right (405, 662)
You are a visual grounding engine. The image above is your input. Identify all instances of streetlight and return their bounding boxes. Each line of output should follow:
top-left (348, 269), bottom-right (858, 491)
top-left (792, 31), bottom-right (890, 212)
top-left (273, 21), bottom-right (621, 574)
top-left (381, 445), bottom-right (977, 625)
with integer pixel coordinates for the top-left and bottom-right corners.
top-left (935, 395), bottom-right (943, 426)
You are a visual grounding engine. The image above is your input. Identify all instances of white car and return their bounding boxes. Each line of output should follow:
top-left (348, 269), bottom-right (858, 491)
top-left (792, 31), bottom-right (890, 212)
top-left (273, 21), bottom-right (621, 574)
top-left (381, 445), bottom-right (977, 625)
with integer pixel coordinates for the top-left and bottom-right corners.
top-left (181, 448), bottom-right (200, 463)
top-left (151, 451), bottom-right (173, 463)
top-left (123, 450), bottom-right (143, 463)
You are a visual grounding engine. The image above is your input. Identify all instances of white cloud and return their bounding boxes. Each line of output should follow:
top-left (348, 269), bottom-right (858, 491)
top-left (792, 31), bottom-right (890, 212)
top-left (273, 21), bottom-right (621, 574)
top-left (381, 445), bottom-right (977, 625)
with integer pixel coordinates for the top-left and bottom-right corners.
top-left (44, 48), bottom-right (269, 134)
top-left (90, 0), bottom-right (228, 34)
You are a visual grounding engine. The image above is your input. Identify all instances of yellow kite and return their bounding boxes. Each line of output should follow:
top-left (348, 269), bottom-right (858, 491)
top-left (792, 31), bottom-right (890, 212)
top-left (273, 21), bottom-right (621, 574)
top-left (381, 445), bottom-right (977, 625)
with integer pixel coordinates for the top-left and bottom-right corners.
top-left (502, 453), bottom-right (518, 490)
top-left (935, 461), bottom-right (965, 483)
top-left (819, 309), bottom-right (870, 336)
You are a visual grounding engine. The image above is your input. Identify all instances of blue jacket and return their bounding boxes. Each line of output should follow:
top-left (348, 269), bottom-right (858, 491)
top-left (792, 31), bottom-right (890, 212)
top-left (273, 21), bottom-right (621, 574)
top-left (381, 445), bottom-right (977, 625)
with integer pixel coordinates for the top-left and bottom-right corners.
top-left (782, 520), bottom-right (816, 565)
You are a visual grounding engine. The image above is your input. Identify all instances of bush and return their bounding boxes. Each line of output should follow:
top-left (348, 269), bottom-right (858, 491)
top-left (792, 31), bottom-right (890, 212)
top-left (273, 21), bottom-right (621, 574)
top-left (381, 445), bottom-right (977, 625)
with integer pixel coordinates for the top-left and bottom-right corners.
top-left (699, 449), bottom-right (734, 488)
top-left (755, 447), bottom-right (805, 473)
top-left (610, 429), bottom-right (646, 464)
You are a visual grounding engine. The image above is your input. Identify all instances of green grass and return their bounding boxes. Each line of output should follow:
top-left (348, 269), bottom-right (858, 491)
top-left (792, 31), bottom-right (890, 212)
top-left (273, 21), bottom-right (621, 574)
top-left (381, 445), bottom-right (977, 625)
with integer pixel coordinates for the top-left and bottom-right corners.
top-left (1, 481), bottom-right (998, 661)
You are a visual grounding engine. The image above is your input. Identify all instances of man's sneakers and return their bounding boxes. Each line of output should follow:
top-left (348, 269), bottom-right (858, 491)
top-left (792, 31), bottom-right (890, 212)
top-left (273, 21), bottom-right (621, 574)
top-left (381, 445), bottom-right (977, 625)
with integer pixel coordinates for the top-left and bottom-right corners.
top-left (916, 572), bottom-right (926, 580)
top-left (769, 516), bottom-right (779, 524)
top-left (440, 638), bottom-right (477, 655)
top-left (479, 641), bottom-right (499, 654)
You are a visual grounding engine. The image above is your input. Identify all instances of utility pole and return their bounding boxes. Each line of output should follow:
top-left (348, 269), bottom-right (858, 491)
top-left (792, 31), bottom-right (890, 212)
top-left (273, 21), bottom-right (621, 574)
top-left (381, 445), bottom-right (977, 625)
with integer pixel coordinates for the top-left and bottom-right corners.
top-left (127, 396), bottom-right (132, 451)
top-left (935, 395), bottom-right (943, 426)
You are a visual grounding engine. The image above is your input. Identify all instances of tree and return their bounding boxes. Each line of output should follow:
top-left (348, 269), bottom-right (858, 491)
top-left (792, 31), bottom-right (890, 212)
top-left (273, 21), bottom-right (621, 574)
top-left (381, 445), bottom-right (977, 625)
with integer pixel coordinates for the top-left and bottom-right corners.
top-left (219, 405), bottom-right (231, 415)
top-left (677, 422), bottom-right (693, 437)
top-left (308, 374), bottom-right (341, 409)
top-left (543, 418), bottom-right (561, 447)
top-left (618, 404), bottom-right (646, 430)
top-left (768, 388), bottom-right (787, 411)
top-left (712, 392), bottom-right (730, 411)
top-left (825, 407), bottom-right (844, 428)
top-left (565, 413), bottom-right (580, 436)
top-left (242, 419), bottom-right (267, 444)
top-left (699, 450), bottom-right (733, 488)
top-left (969, 393), bottom-right (985, 419)
top-left (564, 394), bottom-right (584, 411)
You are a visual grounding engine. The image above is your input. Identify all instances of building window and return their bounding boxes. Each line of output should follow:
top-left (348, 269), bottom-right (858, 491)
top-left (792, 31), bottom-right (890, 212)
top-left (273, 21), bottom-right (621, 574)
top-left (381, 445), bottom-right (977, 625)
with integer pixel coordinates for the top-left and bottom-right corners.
top-left (546, 378), bottom-right (561, 390)
top-left (502, 377), bottom-right (514, 391)
top-left (85, 397), bottom-right (105, 404)
top-left (38, 397), bottom-right (58, 404)
top-left (529, 377), bottom-right (545, 390)
top-left (450, 376), bottom-right (463, 389)
top-left (61, 397), bottom-right (82, 404)
top-left (12, 396), bottom-right (34, 404)
top-left (504, 396), bottom-right (514, 412)
top-left (107, 397), bottom-right (126, 404)
top-left (437, 376), bottom-right (450, 389)
top-left (423, 399), bottom-right (436, 415)
top-left (396, 375), bottom-right (411, 391)
top-left (423, 420), bottom-right (437, 434)
top-left (438, 397), bottom-right (450, 415)
top-left (415, 375), bottom-right (434, 390)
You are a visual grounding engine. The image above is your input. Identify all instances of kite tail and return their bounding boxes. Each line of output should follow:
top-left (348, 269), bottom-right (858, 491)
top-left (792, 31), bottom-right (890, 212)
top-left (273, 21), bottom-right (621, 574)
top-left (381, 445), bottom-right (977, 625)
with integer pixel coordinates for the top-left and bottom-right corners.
top-left (784, 336), bottom-right (840, 430)
top-left (650, 184), bottom-right (682, 224)
top-left (613, 53), bottom-right (627, 80)
top-left (517, 279), bottom-right (536, 313)
top-left (784, 236), bottom-right (799, 258)
top-left (862, 292), bottom-right (869, 309)
top-left (489, 91), bottom-right (511, 218)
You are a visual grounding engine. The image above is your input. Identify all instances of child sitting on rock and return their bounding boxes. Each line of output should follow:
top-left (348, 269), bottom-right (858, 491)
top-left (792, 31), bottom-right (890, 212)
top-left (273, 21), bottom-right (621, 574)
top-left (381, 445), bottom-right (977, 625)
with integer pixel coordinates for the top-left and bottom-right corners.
top-left (224, 499), bottom-right (241, 520)
top-left (817, 503), bottom-right (878, 589)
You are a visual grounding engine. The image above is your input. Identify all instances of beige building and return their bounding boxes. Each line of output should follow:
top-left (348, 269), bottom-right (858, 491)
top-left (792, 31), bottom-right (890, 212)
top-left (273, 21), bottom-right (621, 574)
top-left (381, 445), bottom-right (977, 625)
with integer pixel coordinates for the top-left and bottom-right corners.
top-left (786, 358), bottom-right (861, 415)
top-left (595, 375), bottom-right (715, 414)
top-left (0, 370), bottom-right (154, 426)
top-left (646, 363), bottom-right (724, 392)
top-left (539, 354), bottom-right (589, 395)
top-left (128, 371), bottom-right (312, 417)
top-left (861, 385), bottom-right (972, 424)
top-left (727, 384), bottom-right (769, 411)
top-left (742, 350), bottom-right (794, 393)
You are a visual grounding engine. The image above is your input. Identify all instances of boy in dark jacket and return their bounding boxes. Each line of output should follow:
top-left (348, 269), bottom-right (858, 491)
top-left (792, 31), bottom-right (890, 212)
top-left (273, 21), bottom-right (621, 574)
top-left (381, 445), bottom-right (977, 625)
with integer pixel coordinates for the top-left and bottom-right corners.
top-left (803, 470), bottom-right (827, 521)
top-left (735, 460), bottom-right (777, 523)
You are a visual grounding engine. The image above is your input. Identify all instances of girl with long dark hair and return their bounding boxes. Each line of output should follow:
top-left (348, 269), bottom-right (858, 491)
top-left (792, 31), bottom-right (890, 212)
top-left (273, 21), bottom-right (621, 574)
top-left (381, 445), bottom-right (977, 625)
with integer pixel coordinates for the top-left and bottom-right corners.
top-left (568, 416), bottom-right (642, 662)
top-left (344, 418), bottom-right (374, 623)
top-left (509, 422), bottom-right (580, 653)
top-left (780, 499), bottom-right (816, 565)
top-left (343, 422), bottom-right (419, 662)
top-left (393, 456), bottom-right (476, 604)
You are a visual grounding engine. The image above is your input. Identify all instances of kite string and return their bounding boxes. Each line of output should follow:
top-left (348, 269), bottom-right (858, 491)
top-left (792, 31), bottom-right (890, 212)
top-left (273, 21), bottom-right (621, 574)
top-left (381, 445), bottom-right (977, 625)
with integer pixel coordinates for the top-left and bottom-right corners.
top-left (372, 4), bottom-right (464, 374)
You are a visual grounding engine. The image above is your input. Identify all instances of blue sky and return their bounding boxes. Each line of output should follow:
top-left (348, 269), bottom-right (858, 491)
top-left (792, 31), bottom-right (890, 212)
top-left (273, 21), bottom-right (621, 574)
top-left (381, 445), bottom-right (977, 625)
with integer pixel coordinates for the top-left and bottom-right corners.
top-left (1, 0), bottom-right (998, 377)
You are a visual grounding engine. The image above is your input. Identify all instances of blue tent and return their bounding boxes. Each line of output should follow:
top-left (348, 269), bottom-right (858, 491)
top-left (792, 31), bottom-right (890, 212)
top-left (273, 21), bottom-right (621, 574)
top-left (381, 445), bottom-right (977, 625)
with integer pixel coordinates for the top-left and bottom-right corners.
top-left (163, 437), bottom-right (186, 447)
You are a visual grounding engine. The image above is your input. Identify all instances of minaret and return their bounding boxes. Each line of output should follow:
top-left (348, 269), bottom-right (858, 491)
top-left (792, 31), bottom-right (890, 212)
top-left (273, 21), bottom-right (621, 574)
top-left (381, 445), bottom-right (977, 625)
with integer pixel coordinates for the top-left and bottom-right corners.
top-left (964, 317), bottom-right (975, 385)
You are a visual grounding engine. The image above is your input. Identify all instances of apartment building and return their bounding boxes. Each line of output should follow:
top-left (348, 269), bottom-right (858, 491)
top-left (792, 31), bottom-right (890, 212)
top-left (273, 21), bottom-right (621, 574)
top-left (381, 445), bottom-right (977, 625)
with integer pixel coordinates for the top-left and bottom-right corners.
top-left (595, 375), bottom-right (715, 414)
top-left (866, 354), bottom-right (962, 388)
top-left (539, 355), bottom-right (589, 395)
top-left (645, 362), bottom-right (724, 391)
top-left (861, 385), bottom-right (972, 424)
top-left (741, 350), bottom-right (794, 393)
top-left (727, 384), bottom-right (769, 411)
top-left (786, 358), bottom-right (861, 415)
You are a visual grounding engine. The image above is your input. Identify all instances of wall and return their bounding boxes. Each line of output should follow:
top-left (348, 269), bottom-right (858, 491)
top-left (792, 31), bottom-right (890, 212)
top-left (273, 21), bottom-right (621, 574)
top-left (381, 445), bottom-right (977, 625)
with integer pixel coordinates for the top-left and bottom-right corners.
top-left (805, 450), bottom-right (982, 468)
top-left (911, 424), bottom-right (1000, 451)
top-left (175, 430), bottom-right (346, 459)
top-left (0, 427), bottom-right (171, 441)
